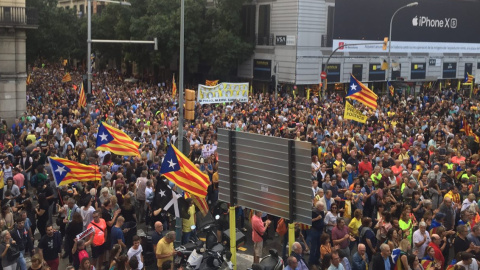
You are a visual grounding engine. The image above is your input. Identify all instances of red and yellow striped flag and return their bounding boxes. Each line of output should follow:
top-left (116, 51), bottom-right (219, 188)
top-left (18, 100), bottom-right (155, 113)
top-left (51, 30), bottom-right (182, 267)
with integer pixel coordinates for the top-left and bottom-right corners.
top-left (48, 157), bottom-right (101, 186)
top-left (78, 83), bottom-right (87, 108)
top-left (62, 73), bottom-right (72, 83)
top-left (206, 80), bottom-right (219, 86)
top-left (26, 74), bottom-right (33, 85)
top-left (95, 122), bottom-right (141, 157)
top-left (172, 74), bottom-right (177, 97)
top-left (160, 145), bottom-right (210, 198)
top-left (184, 192), bottom-right (209, 216)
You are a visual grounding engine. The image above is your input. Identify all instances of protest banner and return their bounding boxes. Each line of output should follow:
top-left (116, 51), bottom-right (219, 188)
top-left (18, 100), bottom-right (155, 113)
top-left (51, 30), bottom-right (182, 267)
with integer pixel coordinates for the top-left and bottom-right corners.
top-left (344, 101), bottom-right (368, 123)
top-left (197, 83), bottom-right (249, 104)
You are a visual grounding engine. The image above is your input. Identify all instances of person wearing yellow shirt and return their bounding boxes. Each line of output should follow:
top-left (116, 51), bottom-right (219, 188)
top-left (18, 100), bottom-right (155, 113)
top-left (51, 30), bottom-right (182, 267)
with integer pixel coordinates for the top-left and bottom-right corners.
top-left (26, 130), bottom-right (36, 145)
top-left (370, 166), bottom-right (383, 187)
top-left (333, 153), bottom-right (346, 174)
top-left (348, 209), bottom-right (363, 238)
top-left (444, 186), bottom-right (461, 205)
top-left (182, 199), bottom-right (196, 244)
top-left (156, 231), bottom-right (176, 268)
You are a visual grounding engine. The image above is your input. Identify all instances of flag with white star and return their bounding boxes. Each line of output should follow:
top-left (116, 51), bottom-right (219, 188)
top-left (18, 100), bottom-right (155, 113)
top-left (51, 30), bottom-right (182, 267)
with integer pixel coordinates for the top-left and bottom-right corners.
top-left (95, 121), bottom-right (141, 157)
top-left (152, 177), bottom-right (190, 219)
top-left (346, 74), bottom-right (378, 110)
top-left (48, 157), bottom-right (101, 186)
top-left (159, 145), bottom-right (210, 198)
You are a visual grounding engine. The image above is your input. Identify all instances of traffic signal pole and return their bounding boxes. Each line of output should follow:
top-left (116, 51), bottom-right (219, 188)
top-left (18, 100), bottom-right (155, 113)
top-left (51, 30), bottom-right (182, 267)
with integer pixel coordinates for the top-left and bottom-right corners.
top-left (321, 42), bottom-right (384, 98)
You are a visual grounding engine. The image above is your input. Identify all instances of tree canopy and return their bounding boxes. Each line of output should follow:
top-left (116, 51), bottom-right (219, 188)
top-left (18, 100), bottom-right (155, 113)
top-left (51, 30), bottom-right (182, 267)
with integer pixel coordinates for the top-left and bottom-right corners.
top-left (26, 0), bottom-right (254, 80)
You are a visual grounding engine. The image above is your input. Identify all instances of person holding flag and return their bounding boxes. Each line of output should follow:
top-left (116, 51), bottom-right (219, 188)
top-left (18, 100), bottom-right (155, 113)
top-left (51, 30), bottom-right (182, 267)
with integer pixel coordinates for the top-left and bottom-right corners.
top-left (388, 80), bottom-right (395, 96)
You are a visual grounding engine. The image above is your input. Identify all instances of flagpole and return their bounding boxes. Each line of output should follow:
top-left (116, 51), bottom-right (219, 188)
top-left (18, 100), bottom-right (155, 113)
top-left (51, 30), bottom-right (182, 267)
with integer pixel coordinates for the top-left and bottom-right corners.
top-left (175, 0), bottom-right (185, 247)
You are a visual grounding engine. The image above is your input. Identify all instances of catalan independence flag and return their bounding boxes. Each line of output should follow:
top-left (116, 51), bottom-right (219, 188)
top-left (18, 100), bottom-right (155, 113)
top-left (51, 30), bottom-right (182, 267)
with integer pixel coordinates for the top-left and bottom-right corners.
top-left (62, 72), bottom-right (72, 83)
top-left (105, 92), bottom-right (113, 105)
top-left (461, 117), bottom-right (480, 143)
top-left (172, 74), bottom-right (177, 97)
top-left (160, 145), bottom-right (210, 198)
top-left (465, 72), bottom-right (474, 83)
top-left (387, 80), bottom-right (395, 96)
top-left (96, 122), bottom-right (141, 156)
top-left (78, 83), bottom-right (87, 108)
top-left (347, 74), bottom-right (378, 110)
top-left (184, 192), bottom-right (209, 216)
top-left (48, 157), bottom-right (101, 186)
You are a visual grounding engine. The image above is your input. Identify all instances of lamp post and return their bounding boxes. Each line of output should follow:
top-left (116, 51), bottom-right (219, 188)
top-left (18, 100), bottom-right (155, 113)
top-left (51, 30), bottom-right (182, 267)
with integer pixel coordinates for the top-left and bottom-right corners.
top-left (387, 2), bottom-right (418, 81)
top-left (175, 0), bottom-right (185, 247)
top-left (87, 0), bottom-right (131, 95)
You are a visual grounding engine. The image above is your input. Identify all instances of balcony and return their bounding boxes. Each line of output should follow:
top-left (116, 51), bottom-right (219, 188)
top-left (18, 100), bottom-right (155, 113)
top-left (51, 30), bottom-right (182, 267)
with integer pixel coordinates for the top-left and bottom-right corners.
top-left (0, 6), bottom-right (38, 28)
top-left (256, 33), bottom-right (274, 46)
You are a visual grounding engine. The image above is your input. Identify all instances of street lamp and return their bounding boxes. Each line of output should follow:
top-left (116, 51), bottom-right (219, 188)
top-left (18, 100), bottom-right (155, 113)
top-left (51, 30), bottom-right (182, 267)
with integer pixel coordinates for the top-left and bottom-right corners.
top-left (387, 2), bottom-right (418, 81)
top-left (87, 0), bottom-right (131, 95)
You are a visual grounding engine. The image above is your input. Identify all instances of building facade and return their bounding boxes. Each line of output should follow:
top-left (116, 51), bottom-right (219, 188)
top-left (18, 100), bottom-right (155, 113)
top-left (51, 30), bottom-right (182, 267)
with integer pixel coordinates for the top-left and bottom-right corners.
top-left (238, 0), bottom-right (480, 95)
top-left (0, 0), bottom-right (37, 124)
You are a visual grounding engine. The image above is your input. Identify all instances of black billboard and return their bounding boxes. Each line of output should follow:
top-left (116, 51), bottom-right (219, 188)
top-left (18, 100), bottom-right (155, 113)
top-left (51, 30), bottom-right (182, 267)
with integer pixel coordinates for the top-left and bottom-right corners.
top-left (443, 63), bottom-right (457, 79)
top-left (352, 64), bottom-right (363, 81)
top-left (333, 0), bottom-right (480, 53)
top-left (253, 59), bottom-right (271, 81)
top-left (411, 63), bottom-right (426, 80)
top-left (369, 64), bottom-right (385, 81)
top-left (322, 64), bottom-right (341, 82)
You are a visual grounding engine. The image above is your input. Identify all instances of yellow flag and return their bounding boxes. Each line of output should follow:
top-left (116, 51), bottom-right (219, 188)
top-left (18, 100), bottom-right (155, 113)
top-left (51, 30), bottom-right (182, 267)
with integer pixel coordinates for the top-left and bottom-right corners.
top-left (344, 101), bottom-right (368, 123)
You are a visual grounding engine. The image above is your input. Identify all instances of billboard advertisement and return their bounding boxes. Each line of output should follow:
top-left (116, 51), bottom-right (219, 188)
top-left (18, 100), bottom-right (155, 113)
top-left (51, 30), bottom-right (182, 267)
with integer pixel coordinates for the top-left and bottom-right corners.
top-left (333, 0), bottom-right (480, 53)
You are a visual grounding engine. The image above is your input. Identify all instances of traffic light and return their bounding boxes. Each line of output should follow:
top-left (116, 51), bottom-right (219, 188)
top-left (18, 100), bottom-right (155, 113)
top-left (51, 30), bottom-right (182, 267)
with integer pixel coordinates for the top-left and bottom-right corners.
top-left (383, 37), bottom-right (388, 50)
top-left (185, 89), bottom-right (195, 120)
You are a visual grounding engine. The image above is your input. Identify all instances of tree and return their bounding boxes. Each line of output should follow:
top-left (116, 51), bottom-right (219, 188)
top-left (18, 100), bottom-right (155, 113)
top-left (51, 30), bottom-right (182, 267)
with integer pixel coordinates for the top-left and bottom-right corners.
top-left (26, 0), bottom-right (84, 63)
top-left (202, 0), bottom-right (254, 80)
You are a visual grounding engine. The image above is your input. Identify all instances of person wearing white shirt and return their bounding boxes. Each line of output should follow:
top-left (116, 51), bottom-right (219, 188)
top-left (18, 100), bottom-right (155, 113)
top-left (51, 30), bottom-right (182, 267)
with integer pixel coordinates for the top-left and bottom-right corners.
top-left (456, 252), bottom-right (479, 270)
top-left (127, 236), bottom-right (144, 270)
top-left (413, 222), bottom-right (431, 258)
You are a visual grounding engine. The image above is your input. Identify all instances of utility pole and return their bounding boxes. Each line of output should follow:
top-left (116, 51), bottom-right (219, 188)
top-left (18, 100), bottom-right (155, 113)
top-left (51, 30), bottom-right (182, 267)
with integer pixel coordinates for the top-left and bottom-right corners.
top-left (175, 0), bottom-right (185, 247)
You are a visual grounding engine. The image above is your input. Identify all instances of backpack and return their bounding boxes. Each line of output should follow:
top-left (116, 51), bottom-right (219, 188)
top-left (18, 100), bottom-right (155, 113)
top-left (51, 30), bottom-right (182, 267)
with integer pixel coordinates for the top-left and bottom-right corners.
top-left (276, 218), bottom-right (287, 236)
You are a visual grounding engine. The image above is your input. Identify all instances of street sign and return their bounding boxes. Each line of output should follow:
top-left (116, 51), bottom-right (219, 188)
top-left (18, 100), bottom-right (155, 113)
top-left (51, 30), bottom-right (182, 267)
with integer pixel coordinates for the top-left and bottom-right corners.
top-left (320, 71), bottom-right (327, 80)
top-left (217, 129), bottom-right (312, 225)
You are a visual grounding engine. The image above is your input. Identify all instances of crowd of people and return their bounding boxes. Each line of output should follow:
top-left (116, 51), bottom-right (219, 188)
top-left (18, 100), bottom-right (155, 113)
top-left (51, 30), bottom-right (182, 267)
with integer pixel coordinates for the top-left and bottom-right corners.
top-left (0, 63), bottom-right (479, 270)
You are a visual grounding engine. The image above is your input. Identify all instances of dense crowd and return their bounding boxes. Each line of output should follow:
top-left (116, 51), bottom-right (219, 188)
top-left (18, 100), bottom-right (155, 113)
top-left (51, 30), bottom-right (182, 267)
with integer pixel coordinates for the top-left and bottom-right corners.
top-left (0, 63), bottom-right (479, 270)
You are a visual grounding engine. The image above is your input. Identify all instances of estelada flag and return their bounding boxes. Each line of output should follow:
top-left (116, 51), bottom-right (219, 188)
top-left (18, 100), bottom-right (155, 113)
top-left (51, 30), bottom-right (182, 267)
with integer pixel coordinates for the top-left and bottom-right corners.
top-left (465, 72), bottom-right (474, 83)
top-left (105, 92), bottom-right (113, 105)
top-left (62, 73), bottom-right (72, 83)
top-left (346, 74), bottom-right (378, 110)
top-left (388, 80), bottom-right (395, 96)
top-left (160, 145), bottom-right (210, 198)
top-left (48, 157), bottom-right (101, 186)
top-left (95, 122), bottom-right (141, 157)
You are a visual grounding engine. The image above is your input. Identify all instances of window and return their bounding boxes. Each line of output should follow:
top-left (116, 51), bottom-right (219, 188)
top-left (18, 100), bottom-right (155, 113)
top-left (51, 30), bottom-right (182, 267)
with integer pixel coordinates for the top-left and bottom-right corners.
top-left (257, 5), bottom-right (271, 45)
top-left (241, 5), bottom-right (256, 44)
top-left (325, 6), bottom-right (335, 47)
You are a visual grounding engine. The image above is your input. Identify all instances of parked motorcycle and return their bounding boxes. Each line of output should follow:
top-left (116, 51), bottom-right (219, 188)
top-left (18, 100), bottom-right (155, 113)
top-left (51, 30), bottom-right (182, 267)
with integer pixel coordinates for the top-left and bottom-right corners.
top-left (248, 249), bottom-right (284, 270)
